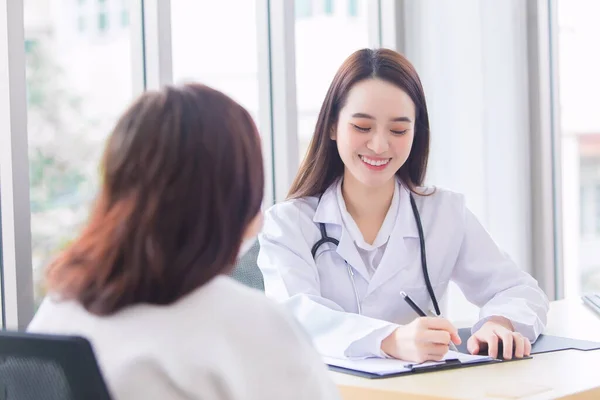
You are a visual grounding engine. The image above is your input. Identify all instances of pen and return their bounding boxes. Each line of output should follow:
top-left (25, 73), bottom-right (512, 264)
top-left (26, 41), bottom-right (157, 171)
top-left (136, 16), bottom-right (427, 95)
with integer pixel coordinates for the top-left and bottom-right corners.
top-left (400, 291), bottom-right (459, 352)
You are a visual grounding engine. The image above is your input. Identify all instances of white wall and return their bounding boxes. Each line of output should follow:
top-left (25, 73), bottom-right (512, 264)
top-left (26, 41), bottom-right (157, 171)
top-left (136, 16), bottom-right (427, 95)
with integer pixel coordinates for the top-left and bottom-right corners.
top-left (402, 0), bottom-right (532, 320)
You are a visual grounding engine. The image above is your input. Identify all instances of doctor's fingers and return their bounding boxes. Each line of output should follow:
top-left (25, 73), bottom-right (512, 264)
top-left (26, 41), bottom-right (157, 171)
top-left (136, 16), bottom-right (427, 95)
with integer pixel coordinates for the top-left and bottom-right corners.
top-left (412, 343), bottom-right (448, 363)
top-left (468, 331), bottom-right (500, 358)
top-left (420, 329), bottom-right (451, 345)
top-left (495, 329), bottom-right (515, 360)
top-left (482, 333), bottom-right (500, 359)
top-left (422, 318), bottom-right (461, 344)
top-left (492, 328), bottom-right (530, 359)
top-left (524, 337), bottom-right (532, 356)
top-left (505, 332), bottom-right (530, 359)
top-left (513, 334), bottom-right (526, 358)
top-left (425, 343), bottom-right (451, 360)
top-left (466, 335), bottom-right (481, 355)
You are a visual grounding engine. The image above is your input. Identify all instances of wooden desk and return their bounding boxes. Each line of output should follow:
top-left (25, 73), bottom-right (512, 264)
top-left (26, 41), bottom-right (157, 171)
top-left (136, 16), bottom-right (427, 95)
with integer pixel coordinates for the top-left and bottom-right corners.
top-left (333, 299), bottom-right (600, 400)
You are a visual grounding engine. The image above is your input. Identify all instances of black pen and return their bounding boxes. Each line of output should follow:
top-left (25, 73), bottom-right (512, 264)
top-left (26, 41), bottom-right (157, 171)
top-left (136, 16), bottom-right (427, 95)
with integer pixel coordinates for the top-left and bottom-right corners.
top-left (400, 291), bottom-right (459, 352)
top-left (401, 291), bottom-right (427, 317)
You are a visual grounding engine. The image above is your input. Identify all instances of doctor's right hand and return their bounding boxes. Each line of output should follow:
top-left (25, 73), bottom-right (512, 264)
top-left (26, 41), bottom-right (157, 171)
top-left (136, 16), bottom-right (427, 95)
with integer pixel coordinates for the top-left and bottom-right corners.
top-left (381, 317), bottom-right (462, 363)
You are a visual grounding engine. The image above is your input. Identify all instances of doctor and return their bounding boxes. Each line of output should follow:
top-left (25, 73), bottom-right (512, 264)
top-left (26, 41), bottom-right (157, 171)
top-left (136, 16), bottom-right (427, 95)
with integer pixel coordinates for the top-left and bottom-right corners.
top-left (258, 48), bottom-right (549, 363)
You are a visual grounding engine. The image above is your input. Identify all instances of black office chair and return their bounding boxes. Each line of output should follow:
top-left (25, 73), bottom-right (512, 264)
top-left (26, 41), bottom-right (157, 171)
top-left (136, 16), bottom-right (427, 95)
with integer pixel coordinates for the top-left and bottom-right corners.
top-left (230, 239), bottom-right (265, 291)
top-left (0, 331), bottom-right (111, 400)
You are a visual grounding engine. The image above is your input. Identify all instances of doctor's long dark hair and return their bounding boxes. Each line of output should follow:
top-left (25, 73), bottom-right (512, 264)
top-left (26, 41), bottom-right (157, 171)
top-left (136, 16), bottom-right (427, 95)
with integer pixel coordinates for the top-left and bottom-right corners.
top-left (288, 48), bottom-right (431, 199)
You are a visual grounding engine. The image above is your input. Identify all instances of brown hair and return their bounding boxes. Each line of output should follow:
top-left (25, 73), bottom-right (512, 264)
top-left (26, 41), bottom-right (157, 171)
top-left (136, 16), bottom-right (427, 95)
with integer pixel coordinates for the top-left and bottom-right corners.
top-left (46, 83), bottom-right (264, 315)
top-left (288, 48), bottom-right (431, 199)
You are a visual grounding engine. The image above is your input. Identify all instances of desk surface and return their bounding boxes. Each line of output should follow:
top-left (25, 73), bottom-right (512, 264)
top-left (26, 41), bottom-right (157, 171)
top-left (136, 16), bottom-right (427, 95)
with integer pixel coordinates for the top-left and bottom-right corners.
top-left (332, 299), bottom-right (600, 400)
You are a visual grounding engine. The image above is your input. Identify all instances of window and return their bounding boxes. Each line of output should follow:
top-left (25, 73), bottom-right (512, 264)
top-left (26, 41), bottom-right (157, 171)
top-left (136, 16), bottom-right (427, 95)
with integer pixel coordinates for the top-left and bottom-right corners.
top-left (324, 0), bottom-right (334, 15)
top-left (295, 0), bottom-right (313, 19)
top-left (24, 0), bottom-right (135, 305)
top-left (78, 15), bottom-right (86, 33)
top-left (171, 1), bottom-right (260, 125)
top-left (77, 0), bottom-right (87, 33)
top-left (596, 184), bottom-right (600, 234)
top-left (579, 162), bottom-right (600, 238)
top-left (556, 0), bottom-right (600, 294)
top-left (121, 10), bottom-right (129, 27)
top-left (581, 186), bottom-right (587, 235)
top-left (98, 12), bottom-right (108, 32)
top-left (24, 39), bottom-right (37, 54)
top-left (348, 0), bottom-right (358, 17)
top-left (294, 0), bottom-right (369, 162)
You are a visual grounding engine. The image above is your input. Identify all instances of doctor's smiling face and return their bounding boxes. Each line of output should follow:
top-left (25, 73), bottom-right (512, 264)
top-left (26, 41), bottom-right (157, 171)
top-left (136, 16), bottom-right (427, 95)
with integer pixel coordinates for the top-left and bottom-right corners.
top-left (332, 78), bottom-right (416, 189)
top-left (287, 49), bottom-right (430, 200)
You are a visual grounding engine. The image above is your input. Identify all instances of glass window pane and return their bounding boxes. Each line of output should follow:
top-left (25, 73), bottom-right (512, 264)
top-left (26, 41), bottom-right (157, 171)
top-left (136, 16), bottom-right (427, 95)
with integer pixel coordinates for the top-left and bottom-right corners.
top-left (557, 0), bottom-right (600, 294)
top-left (121, 10), bottom-right (129, 27)
top-left (78, 16), bottom-right (86, 33)
top-left (98, 12), bottom-right (108, 31)
top-left (24, 0), bottom-right (136, 305)
top-left (171, 1), bottom-right (260, 127)
top-left (596, 184), bottom-right (600, 234)
top-left (296, 0), bottom-right (313, 18)
top-left (294, 0), bottom-right (370, 163)
top-left (348, 0), bottom-right (358, 17)
top-left (324, 0), bottom-right (334, 15)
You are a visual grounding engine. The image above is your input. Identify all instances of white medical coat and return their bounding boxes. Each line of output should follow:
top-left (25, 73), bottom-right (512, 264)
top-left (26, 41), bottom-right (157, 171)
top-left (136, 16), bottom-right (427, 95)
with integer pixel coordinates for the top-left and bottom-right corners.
top-left (258, 180), bottom-right (549, 359)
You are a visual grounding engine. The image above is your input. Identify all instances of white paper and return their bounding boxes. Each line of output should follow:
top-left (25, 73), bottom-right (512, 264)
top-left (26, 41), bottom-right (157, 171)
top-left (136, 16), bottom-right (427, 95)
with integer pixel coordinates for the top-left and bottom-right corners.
top-left (324, 350), bottom-right (494, 376)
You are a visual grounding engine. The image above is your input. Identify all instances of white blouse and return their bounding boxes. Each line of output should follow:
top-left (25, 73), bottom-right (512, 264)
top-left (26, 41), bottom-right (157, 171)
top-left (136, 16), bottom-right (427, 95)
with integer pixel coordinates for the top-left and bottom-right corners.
top-left (28, 276), bottom-right (340, 400)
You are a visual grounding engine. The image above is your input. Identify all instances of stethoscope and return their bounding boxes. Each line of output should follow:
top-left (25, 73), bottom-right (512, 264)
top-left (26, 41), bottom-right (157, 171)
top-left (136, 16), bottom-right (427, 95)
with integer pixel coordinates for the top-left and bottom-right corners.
top-left (310, 192), bottom-right (440, 316)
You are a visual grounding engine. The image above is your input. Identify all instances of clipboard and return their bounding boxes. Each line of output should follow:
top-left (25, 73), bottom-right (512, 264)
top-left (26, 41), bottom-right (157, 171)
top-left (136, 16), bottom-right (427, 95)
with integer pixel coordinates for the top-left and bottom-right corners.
top-left (327, 358), bottom-right (500, 379)
top-left (325, 350), bottom-right (513, 379)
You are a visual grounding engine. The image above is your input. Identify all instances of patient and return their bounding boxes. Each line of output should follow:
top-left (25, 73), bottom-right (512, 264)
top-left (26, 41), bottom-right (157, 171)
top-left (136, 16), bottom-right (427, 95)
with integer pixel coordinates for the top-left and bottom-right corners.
top-left (28, 84), bottom-right (339, 400)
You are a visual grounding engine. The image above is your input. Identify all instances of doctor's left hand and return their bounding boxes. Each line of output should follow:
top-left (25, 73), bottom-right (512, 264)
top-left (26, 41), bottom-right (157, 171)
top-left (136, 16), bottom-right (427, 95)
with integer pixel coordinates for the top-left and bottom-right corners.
top-left (467, 316), bottom-right (531, 360)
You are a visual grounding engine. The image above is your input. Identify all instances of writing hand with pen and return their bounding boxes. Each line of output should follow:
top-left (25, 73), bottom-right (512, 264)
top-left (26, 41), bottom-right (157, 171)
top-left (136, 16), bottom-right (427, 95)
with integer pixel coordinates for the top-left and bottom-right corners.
top-left (381, 316), bottom-right (462, 363)
top-left (380, 292), bottom-right (462, 363)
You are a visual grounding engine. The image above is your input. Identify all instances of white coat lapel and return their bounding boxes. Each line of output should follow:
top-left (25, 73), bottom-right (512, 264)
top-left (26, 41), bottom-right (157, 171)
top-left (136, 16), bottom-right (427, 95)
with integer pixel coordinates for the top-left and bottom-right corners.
top-left (313, 182), bottom-right (371, 282)
top-left (366, 186), bottom-right (420, 296)
top-left (335, 226), bottom-right (371, 282)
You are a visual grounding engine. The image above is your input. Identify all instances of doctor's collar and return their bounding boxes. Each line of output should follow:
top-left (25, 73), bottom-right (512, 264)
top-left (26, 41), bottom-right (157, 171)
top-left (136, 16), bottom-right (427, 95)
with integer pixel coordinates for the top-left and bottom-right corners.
top-left (311, 177), bottom-right (417, 239)
top-left (312, 179), bottom-right (343, 225)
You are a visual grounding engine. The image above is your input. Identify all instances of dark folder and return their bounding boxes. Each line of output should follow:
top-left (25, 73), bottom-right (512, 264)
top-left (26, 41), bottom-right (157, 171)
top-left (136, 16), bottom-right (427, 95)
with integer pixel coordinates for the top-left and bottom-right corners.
top-left (456, 328), bottom-right (600, 356)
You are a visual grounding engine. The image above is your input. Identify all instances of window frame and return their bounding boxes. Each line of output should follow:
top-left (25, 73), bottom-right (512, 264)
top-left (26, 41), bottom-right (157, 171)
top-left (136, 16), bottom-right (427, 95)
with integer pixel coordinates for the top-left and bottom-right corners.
top-left (0, 0), bottom-right (35, 329)
top-left (527, 0), bottom-right (564, 300)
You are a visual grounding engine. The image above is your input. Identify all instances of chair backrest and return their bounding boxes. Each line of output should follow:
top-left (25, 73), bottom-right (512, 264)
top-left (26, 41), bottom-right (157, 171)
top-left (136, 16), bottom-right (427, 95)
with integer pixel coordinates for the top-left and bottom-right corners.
top-left (229, 240), bottom-right (264, 291)
top-left (0, 331), bottom-right (111, 400)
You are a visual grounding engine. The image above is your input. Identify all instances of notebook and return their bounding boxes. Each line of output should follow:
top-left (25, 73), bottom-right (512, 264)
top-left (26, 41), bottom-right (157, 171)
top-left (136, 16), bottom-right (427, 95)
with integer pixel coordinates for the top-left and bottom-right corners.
top-left (325, 350), bottom-right (499, 379)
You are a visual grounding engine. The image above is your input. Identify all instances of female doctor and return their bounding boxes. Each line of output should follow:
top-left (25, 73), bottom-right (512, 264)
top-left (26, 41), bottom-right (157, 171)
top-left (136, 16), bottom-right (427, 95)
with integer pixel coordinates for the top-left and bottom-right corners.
top-left (257, 48), bottom-right (549, 363)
